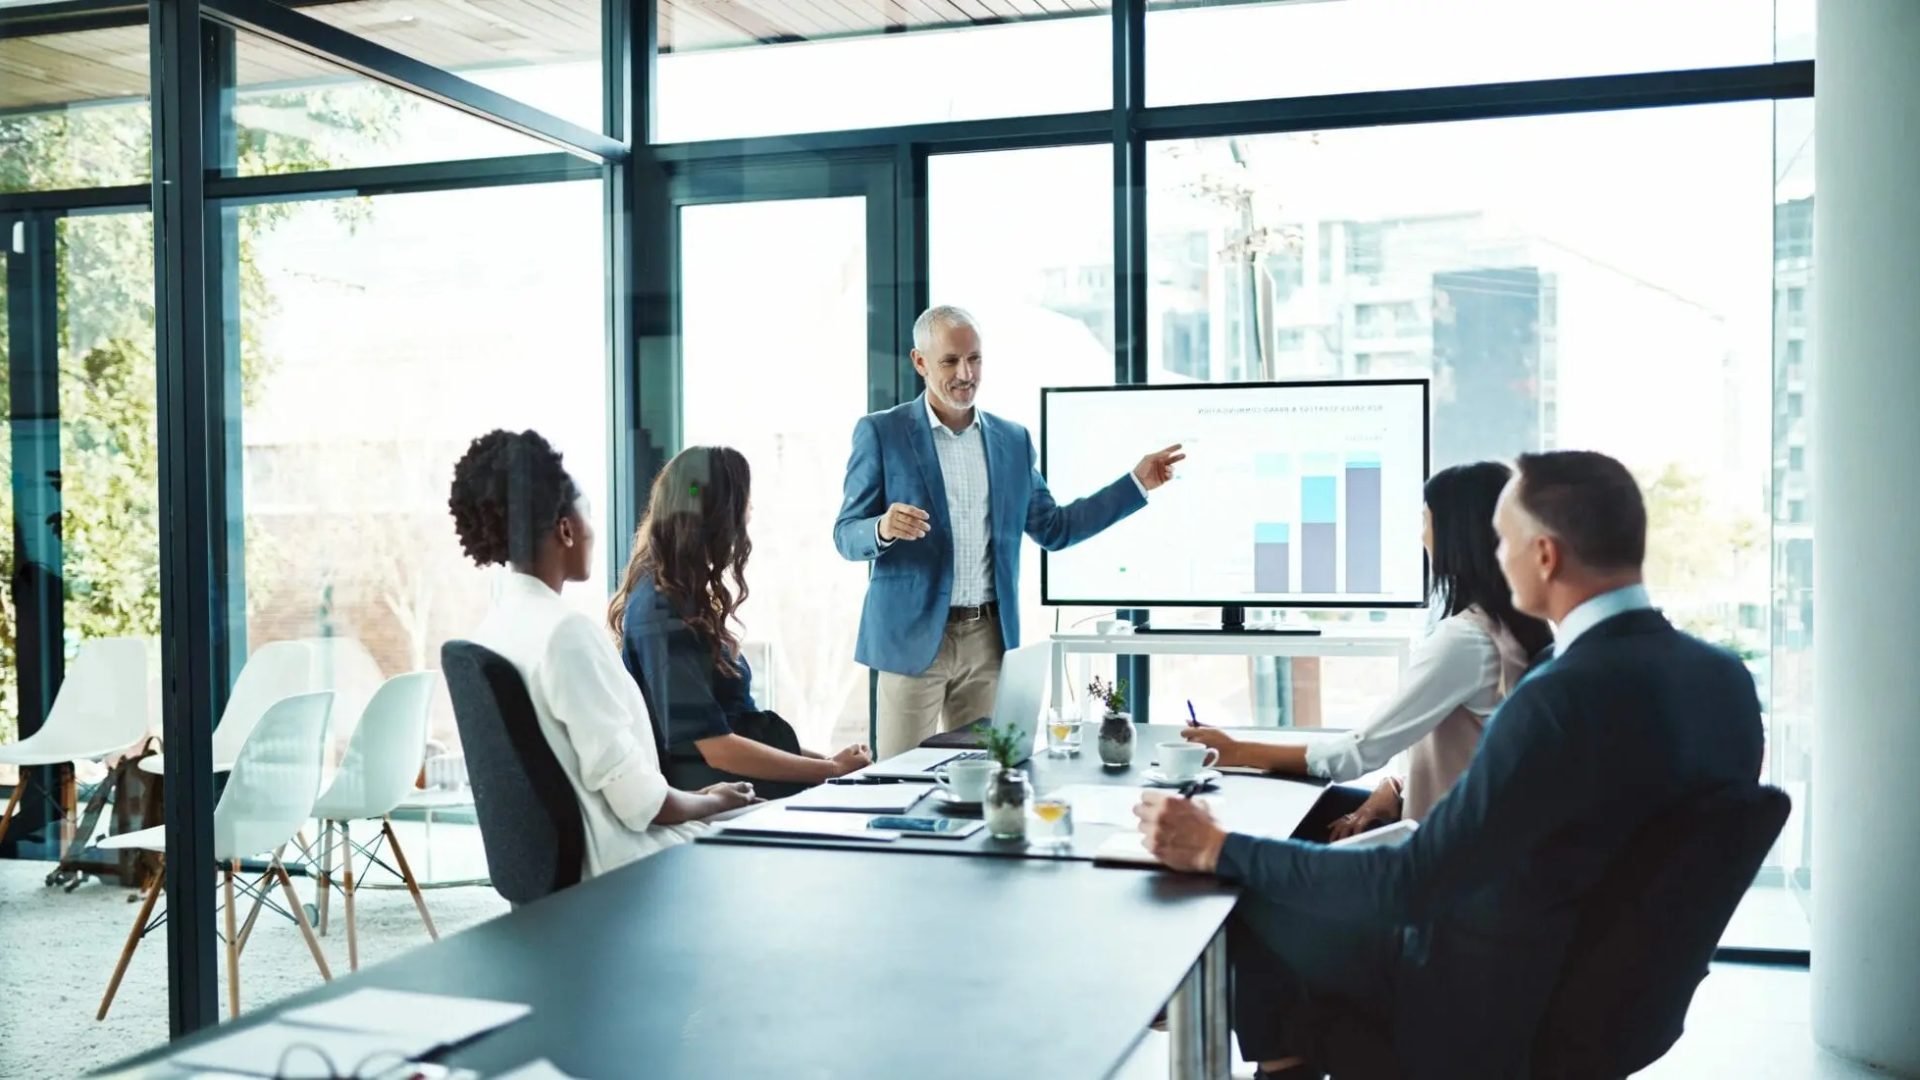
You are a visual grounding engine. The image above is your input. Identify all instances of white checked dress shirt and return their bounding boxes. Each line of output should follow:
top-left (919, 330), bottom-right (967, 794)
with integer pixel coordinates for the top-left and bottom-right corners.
top-left (925, 397), bottom-right (995, 606)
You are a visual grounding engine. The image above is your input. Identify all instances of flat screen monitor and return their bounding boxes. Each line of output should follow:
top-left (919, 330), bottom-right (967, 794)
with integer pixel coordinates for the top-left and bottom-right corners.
top-left (1041, 379), bottom-right (1431, 609)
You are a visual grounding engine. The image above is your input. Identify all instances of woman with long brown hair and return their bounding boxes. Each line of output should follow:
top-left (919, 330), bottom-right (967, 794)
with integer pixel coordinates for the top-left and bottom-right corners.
top-left (610, 446), bottom-right (872, 798)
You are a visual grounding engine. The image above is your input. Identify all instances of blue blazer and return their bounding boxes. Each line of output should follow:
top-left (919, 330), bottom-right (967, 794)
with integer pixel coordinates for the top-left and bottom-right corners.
top-left (833, 396), bottom-right (1147, 675)
top-left (1215, 609), bottom-right (1764, 1076)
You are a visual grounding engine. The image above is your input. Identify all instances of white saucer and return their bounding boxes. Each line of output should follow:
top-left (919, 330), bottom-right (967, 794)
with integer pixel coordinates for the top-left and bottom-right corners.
top-left (931, 789), bottom-right (984, 812)
top-left (1143, 768), bottom-right (1222, 788)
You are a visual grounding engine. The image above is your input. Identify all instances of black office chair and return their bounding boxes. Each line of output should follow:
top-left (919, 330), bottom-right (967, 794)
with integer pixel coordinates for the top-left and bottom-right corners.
top-left (1530, 783), bottom-right (1791, 1078)
top-left (1291, 783), bottom-right (1791, 1079)
top-left (440, 641), bottom-right (586, 907)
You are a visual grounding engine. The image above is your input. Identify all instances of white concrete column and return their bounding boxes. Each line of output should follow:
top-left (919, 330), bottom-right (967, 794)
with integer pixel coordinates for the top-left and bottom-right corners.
top-left (1810, 1), bottom-right (1920, 1075)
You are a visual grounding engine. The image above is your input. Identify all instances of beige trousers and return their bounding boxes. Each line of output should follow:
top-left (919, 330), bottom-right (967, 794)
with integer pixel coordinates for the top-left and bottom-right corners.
top-left (875, 618), bottom-right (1004, 759)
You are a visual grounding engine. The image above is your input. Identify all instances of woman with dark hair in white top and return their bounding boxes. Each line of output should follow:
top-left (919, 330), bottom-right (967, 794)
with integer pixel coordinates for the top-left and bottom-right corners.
top-left (449, 429), bottom-right (757, 877)
top-left (1184, 461), bottom-right (1552, 841)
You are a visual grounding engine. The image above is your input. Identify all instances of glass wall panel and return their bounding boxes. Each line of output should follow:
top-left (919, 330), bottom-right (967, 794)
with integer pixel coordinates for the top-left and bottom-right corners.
top-left (0, 25), bottom-right (151, 192)
top-left (231, 29), bottom-right (554, 177)
top-left (1147, 101), bottom-right (1801, 945)
top-left (928, 144), bottom-right (1117, 677)
top-left (297, 0), bottom-right (603, 130)
top-left (678, 196), bottom-right (874, 751)
top-left (1148, 0), bottom-right (1792, 109)
top-left (206, 179), bottom-right (603, 1023)
top-left (1, 209), bottom-right (165, 1073)
top-left (656, 7), bottom-right (1110, 142)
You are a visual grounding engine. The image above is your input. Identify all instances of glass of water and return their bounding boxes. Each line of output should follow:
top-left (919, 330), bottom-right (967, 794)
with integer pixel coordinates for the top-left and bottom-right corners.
top-left (1045, 710), bottom-right (1083, 758)
top-left (1032, 794), bottom-right (1074, 850)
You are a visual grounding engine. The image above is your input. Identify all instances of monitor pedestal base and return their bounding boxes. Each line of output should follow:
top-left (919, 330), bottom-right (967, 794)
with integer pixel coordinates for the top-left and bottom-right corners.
top-left (1134, 605), bottom-right (1324, 636)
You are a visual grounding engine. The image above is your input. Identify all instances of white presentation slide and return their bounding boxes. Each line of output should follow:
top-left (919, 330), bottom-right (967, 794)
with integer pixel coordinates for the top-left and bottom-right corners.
top-left (1042, 381), bottom-right (1429, 607)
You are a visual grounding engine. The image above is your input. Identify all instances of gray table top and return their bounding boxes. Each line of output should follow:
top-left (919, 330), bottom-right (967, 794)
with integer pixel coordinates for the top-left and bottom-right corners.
top-left (104, 841), bottom-right (1238, 1080)
top-left (701, 724), bottom-right (1330, 862)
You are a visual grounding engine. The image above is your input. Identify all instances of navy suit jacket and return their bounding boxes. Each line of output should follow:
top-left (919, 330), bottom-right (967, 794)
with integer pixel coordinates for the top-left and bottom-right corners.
top-left (1217, 609), bottom-right (1764, 1077)
top-left (832, 396), bottom-right (1146, 675)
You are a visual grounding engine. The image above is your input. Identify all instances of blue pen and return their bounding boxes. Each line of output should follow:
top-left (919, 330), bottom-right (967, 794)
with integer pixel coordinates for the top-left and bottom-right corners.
top-left (1186, 700), bottom-right (1200, 727)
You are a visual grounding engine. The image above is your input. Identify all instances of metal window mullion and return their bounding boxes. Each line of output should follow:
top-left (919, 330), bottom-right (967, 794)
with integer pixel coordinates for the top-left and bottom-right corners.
top-left (151, 0), bottom-right (221, 1037)
top-left (1111, 0), bottom-right (1150, 719)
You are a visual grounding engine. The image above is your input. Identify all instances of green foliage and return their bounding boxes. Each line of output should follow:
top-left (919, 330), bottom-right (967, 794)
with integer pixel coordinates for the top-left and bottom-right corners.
top-left (0, 80), bottom-right (406, 742)
top-left (1088, 675), bottom-right (1129, 715)
top-left (978, 721), bottom-right (1028, 771)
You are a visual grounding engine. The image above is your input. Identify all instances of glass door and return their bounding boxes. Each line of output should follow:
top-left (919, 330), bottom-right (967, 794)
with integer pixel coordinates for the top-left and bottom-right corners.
top-left (669, 159), bottom-right (905, 753)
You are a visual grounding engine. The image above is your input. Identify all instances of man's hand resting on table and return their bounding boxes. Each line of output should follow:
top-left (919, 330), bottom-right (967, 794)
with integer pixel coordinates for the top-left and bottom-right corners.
top-left (1135, 790), bottom-right (1229, 873)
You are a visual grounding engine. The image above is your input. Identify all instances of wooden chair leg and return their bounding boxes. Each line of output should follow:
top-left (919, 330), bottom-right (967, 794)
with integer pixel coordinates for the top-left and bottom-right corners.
top-left (235, 866), bottom-right (271, 957)
top-left (0, 781), bottom-right (25, 850)
top-left (224, 861), bottom-right (241, 1019)
top-left (272, 858), bottom-right (333, 982)
top-left (99, 863), bottom-right (165, 1021)
top-left (342, 820), bottom-right (359, 971)
top-left (382, 816), bottom-right (438, 940)
top-left (316, 821), bottom-right (334, 937)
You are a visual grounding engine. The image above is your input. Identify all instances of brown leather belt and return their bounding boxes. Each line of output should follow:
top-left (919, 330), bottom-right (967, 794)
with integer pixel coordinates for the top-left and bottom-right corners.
top-left (948, 602), bottom-right (997, 624)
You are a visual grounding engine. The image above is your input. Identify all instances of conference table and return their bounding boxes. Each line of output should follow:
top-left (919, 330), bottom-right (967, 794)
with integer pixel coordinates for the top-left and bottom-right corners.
top-left (103, 728), bottom-right (1330, 1080)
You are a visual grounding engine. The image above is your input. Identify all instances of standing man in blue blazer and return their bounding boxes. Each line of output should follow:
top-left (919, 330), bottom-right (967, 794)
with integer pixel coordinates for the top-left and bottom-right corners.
top-left (835, 305), bottom-right (1185, 757)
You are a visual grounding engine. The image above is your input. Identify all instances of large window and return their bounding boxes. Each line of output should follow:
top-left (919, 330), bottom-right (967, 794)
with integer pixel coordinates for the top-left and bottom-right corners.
top-left (656, 11), bottom-right (1110, 142)
top-left (929, 144), bottom-right (1121, 701)
top-left (1148, 0), bottom-right (1811, 108)
top-left (1145, 101), bottom-right (1808, 947)
top-left (229, 179), bottom-right (608, 770)
top-left (678, 196), bottom-right (874, 752)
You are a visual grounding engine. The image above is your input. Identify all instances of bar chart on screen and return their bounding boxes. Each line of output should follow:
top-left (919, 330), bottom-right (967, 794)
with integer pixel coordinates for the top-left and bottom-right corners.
top-left (1043, 381), bottom-right (1428, 607)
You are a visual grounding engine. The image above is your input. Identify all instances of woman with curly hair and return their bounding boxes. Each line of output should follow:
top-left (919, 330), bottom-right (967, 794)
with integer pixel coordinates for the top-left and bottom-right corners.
top-left (450, 429), bottom-right (757, 876)
top-left (608, 446), bottom-right (872, 799)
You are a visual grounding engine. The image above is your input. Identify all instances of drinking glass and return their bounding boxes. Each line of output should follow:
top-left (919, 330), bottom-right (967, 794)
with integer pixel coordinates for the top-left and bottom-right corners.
top-left (1045, 710), bottom-right (1083, 758)
top-left (1032, 795), bottom-right (1074, 850)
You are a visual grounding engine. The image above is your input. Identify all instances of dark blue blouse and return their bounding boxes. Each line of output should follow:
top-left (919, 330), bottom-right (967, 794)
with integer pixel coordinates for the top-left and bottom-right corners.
top-left (618, 572), bottom-right (757, 754)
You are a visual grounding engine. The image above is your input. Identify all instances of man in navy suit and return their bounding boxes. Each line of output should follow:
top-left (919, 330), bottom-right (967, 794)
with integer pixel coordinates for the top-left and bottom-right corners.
top-left (1137, 450), bottom-right (1763, 1079)
top-left (835, 306), bottom-right (1184, 757)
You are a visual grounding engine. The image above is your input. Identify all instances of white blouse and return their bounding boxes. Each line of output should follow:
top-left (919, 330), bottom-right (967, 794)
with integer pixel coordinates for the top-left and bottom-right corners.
top-left (470, 572), bottom-right (703, 877)
top-left (1303, 608), bottom-right (1528, 820)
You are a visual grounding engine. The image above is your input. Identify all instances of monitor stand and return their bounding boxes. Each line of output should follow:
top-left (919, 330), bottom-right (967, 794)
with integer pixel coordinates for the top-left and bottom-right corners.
top-left (1134, 605), bottom-right (1323, 636)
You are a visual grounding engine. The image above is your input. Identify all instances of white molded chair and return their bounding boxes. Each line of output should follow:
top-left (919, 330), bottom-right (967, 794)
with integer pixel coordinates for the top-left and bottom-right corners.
top-left (304, 671), bottom-right (439, 970)
top-left (96, 691), bottom-right (336, 1021)
top-left (0, 637), bottom-right (149, 849)
top-left (139, 639), bottom-right (316, 777)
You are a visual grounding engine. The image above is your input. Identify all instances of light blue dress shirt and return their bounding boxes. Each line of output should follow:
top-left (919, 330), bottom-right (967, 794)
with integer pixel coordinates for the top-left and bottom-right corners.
top-left (1551, 583), bottom-right (1654, 657)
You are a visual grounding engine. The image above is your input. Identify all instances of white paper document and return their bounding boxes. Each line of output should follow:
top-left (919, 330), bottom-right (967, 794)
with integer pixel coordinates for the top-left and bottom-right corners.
top-left (1092, 830), bottom-right (1162, 867)
top-left (713, 806), bottom-right (900, 841)
top-left (169, 1020), bottom-right (439, 1078)
top-left (281, 988), bottom-right (531, 1047)
top-left (782, 783), bottom-right (930, 814)
top-left (1049, 784), bottom-right (1152, 827)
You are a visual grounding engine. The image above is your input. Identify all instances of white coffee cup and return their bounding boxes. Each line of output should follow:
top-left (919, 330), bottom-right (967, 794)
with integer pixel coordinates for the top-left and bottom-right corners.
top-left (1158, 742), bottom-right (1220, 782)
top-left (936, 759), bottom-right (997, 802)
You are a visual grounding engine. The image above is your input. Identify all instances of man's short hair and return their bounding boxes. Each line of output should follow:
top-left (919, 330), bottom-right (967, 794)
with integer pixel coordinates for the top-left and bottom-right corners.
top-left (1513, 450), bottom-right (1647, 572)
top-left (913, 305), bottom-right (977, 353)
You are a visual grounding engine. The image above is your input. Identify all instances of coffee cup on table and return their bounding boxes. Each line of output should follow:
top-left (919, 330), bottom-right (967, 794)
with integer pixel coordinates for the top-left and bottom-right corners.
top-left (936, 759), bottom-right (996, 802)
top-left (1158, 742), bottom-right (1220, 783)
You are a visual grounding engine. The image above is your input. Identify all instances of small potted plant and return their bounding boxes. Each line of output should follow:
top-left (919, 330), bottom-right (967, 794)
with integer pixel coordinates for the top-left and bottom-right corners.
top-left (1090, 676), bottom-right (1135, 767)
top-left (979, 721), bottom-right (1032, 841)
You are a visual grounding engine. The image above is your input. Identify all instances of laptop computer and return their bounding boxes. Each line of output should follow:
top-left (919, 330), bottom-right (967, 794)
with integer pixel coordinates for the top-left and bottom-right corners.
top-left (861, 642), bottom-right (1050, 780)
